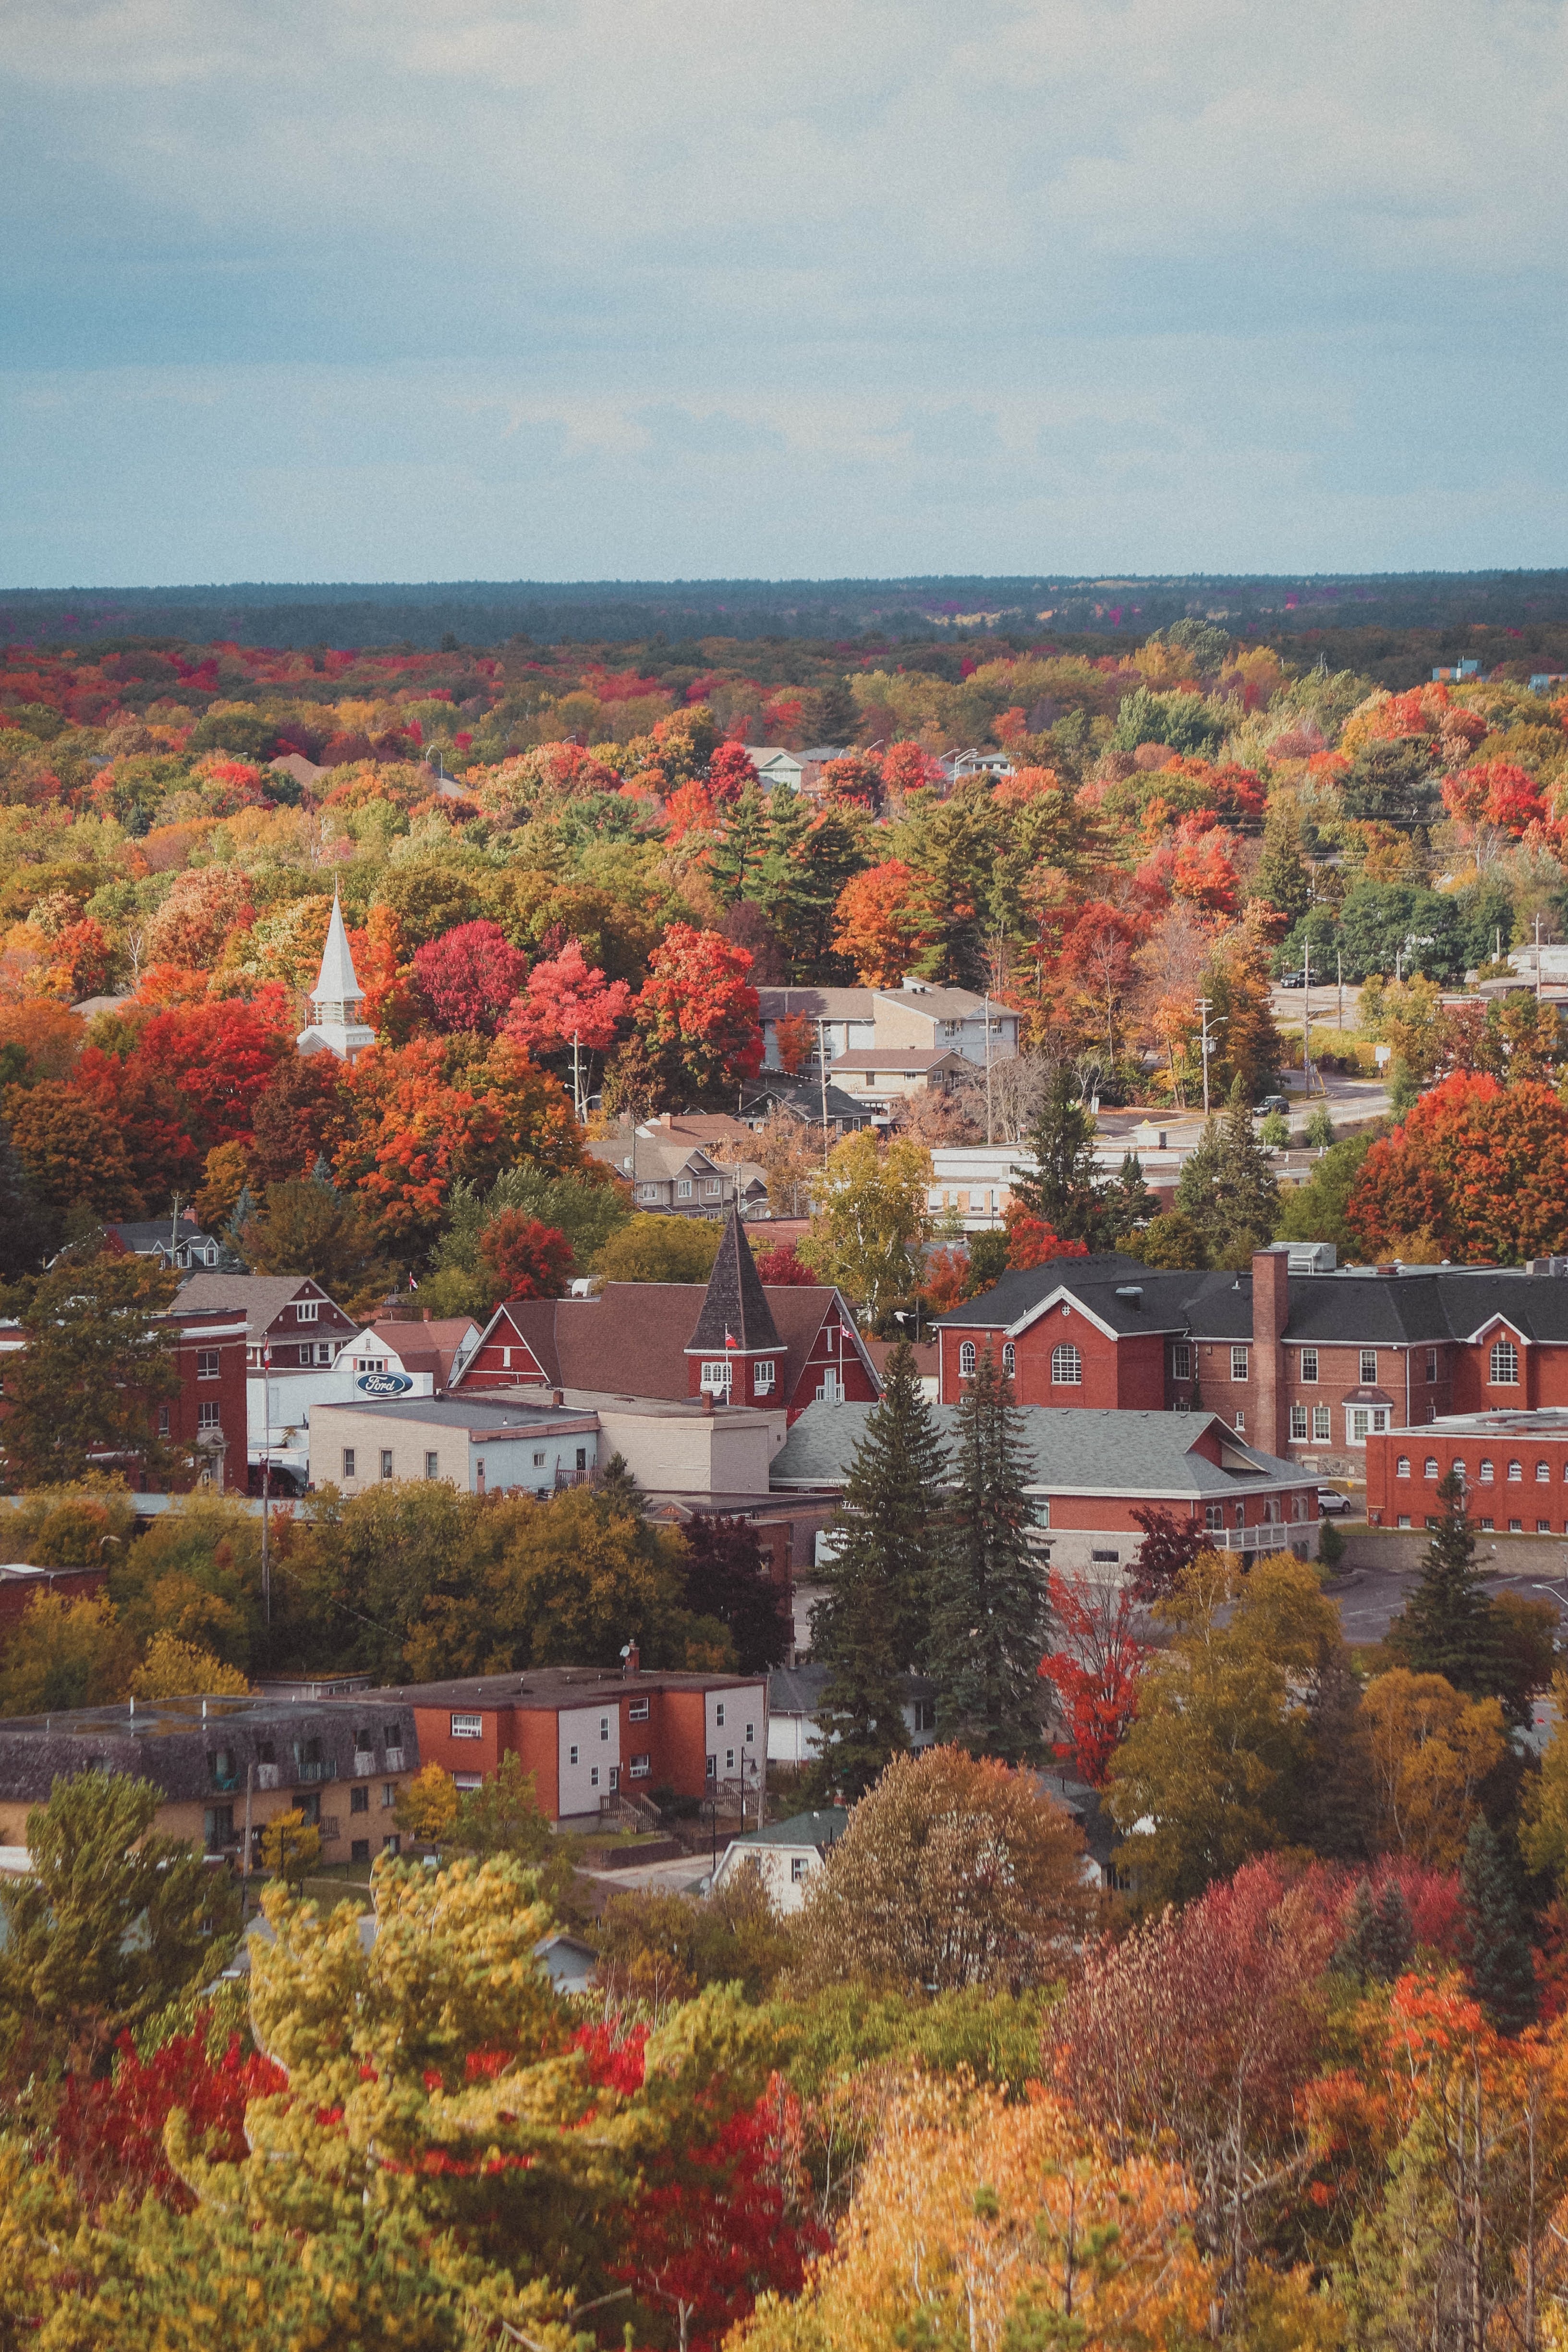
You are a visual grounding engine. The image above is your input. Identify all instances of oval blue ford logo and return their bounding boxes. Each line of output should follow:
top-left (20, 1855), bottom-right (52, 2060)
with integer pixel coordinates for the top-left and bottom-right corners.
top-left (357, 1371), bottom-right (413, 1396)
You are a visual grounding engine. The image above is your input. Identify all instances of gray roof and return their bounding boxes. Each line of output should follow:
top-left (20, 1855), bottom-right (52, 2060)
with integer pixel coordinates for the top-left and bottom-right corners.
top-left (318, 1396), bottom-right (596, 1432)
top-left (176, 1271), bottom-right (348, 1338)
top-left (757, 988), bottom-right (875, 1020)
top-left (772, 1401), bottom-right (1311, 1499)
top-left (726, 1806), bottom-right (848, 1851)
top-left (687, 1206), bottom-right (781, 1354)
top-left (0, 1695), bottom-right (416, 1806)
top-left (768, 1663), bottom-right (934, 1715)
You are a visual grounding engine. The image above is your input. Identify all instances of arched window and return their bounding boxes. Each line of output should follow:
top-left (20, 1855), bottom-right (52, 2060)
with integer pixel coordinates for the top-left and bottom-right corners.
top-left (1396, 1456), bottom-right (1410, 1478)
top-left (1479, 1459), bottom-right (1495, 1483)
top-left (1051, 1343), bottom-right (1082, 1386)
top-left (1002, 1342), bottom-right (1015, 1379)
top-left (1508, 1460), bottom-right (1523, 1482)
top-left (1424, 1458), bottom-right (1439, 1479)
top-left (1490, 1338), bottom-right (1520, 1385)
top-left (1452, 1460), bottom-right (1466, 1483)
top-left (958, 1341), bottom-right (976, 1379)
top-left (1538, 1462), bottom-right (1552, 1484)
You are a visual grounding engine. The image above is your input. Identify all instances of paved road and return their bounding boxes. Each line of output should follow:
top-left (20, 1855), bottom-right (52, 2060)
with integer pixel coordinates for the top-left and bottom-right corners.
top-left (1330, 1555), bottom-right (1568, 1645)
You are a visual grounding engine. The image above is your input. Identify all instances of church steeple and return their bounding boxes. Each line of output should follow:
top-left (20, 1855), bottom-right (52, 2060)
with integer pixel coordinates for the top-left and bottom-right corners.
top-left (297, 890), bottom-right (376, 1061)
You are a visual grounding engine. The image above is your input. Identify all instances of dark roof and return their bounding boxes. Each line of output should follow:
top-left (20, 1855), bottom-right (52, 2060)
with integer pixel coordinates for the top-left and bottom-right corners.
top-left (687, 1207), bottom-right (782, 1354)
top-left (0, 1695), bottom-right (417, 1806)
top-left (378, 1666), bottom-right (764, 1711)
top-left (462, 1284), bottom-right (876, 1406)
top-left (768, 1663), bottom-right (934, 1715)
top-left (726, 1806), bottom-right (848, 1851)
top-left (316, 1396), bottom-right (596, 1432)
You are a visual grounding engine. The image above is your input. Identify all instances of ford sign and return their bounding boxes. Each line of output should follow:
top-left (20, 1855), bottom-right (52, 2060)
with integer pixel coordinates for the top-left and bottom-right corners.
top-left (357, 1371), bottom-right (413, 1397)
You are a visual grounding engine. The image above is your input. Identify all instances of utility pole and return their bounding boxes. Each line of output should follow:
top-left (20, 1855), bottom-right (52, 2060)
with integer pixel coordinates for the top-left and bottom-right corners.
top-left (571, 1030), bottom-right (583, 1124)
top-left (983, 989), bottom-right (994, 1147)
top-left (1197, 997), bottom-right (1215, 1116)
top-left (1337, 947), bottom-right (1343, 1032)
top-left (260, 1344), bottom-right (272, 1625)
top-left (1302, 945), bottom-right (1313, 1098)
top-left (817, 1018), bottom-right (830, 1164)
top-left (1536, 912), bottom-right (1544, 1004)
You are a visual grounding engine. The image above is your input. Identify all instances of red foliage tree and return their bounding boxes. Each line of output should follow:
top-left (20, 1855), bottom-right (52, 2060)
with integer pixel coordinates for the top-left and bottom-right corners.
top-left (772, 1011), bottom-right (814, 1076)
top-left (476, 1212), bottom-right (575, 1305)
top-left (1347, 1069), bottom-right (1568, 1262)
top-left (1128, 1504), bottom-right (1210, 1601)
top-left (52, 2025), bottom-right (286, 2213)
top-left (753, 1241), bottom-right (816, 1285)
top-left (634, 923), bottom-right (762, 1098)
top-left (501, 937), bottom-right (632, 1057)
top-left (1038, 1569), bottom-right (1148, 1784)
top-left (1003, 1200), bottom-right (1090, 1271)
top-left (249, 1053), bottom-right (352, 1185)
top-left (706, 742), bottom-right (759, 804)
top-left (412, 919), bottom-right (528, 1036)
top-left (68, 993), bottom-right (293, 1197)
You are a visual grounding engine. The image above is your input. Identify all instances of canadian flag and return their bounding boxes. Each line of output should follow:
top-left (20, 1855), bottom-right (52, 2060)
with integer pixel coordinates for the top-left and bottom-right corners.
top-left (724, 1326), bottom-right (740, 1350)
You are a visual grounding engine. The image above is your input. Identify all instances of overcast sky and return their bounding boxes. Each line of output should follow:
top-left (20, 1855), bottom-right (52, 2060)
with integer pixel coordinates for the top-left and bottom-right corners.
top-left (4, 0), bottom-right (1567, 587)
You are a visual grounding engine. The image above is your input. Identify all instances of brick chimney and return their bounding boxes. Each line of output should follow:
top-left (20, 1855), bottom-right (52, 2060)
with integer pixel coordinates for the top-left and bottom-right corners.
top-left (1252, 1249), bottom-right (1290, 1457)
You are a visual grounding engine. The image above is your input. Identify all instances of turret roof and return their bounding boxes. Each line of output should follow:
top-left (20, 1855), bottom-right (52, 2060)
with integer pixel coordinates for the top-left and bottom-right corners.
top-left (686, 1206), bottom-right (782, 1355)
top-left (312, 892), bottom-right (364, 1006)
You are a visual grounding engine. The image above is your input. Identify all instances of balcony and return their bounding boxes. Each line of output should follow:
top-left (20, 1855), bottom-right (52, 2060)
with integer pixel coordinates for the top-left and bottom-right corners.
top-left (383, 1747), bottom-right (406, 1773)
top-left (295, 1758), bottom-right (338, 1784)
top-left (352, 1752), bottom-right (376, 1778)
top-left (255, 1762), bottom-right (282, 1791)
top-left (1212, 1524), bottom-right (1302, 1556)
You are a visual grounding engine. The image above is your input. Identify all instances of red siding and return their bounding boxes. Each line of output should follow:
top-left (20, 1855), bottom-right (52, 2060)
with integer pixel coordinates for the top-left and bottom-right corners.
top-left (1366, 1429), bottom-right (1568, 1530)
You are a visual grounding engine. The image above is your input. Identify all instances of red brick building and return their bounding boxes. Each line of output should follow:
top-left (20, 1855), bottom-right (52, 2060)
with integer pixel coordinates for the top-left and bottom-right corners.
top-left (0, 1300), bottom-right (249, 1493)
top-left (934, 1248), bottom-right (1568, 1477)
top-left (383, 1661), bottom-right (769, 1822)
top-left (1365, 1410), bottom-right (1568, 1530)
top-left (456, 1210), bottom-right (879, 1422)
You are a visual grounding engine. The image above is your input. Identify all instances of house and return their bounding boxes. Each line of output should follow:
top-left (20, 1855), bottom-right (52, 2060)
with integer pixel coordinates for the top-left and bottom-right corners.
top-left (826, 1046), bottom-right (972, 1118)
top-left (535, 1932), bottom-right (599, 1994)
top-left (709, 1806), bottom-right (846, 1913)
top-left (756, 982), bottom-right (1019, 1077)
top-left (296, 891), bottom-right (375, 1062)
top-left (1365, 1409), bottom-right (1568, 1532)
top-left (0, 1297), bottom-right (249, 1494)
top-left (940, 749), bottom-right (1017, 784)
top-left (377, 1661), bottom-right (768, 1824)
top-left (746, 748), bottom-right (805, 793)
top-left (765, 1663), bottom-right (937, 1765)
top-left (933, 1247), bottom-right (1568, 1474)
top-left (736, 1072), bottom-right (875, 1136)
top-left (455, 1209), bottom-right (880, 1422)
top-left (104, 1213), bottom-right (226, 1272)
top-left (771, 1399), bottom-right (1319, 1578)
top-left (349, 1314), bottom-right (482, 1390)
top-left (0, 1693), bottom-right (420, 1867)
top-left (308, 1394), bottom-right (598, 1497)
top-left (584, 1132), bottom-right (767, 1218)
top-left (176, 1273), bottom-right (361, 1490)
top-left (863, 1337), bottom-right (939, 1399)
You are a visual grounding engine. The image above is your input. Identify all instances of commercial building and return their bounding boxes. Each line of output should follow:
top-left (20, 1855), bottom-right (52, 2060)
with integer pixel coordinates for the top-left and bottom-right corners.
top-left (309, 1394), bottom-right (598, 1497)
top-left (933, 1248), bottom-right (1568, 1476)
top-left (380, 1660), bottom-right (768, 1823)
top-left (1365, 1409), bottom-right (1568, 1531)
top-left (0, 1693), bottom-right (420, 1867)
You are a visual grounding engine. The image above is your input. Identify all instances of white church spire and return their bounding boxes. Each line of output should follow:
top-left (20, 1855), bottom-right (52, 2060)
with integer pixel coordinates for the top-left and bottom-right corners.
top-left (297, 889), bottom-right (375, 1061)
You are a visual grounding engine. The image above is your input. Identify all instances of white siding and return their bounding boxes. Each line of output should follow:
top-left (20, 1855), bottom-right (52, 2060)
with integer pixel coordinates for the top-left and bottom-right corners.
top-left (558, 1704), bottom-right (620, 1816)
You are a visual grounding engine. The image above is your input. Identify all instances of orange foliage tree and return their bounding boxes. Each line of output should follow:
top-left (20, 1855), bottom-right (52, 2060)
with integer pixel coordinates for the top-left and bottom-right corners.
top-left (831, 860), bottom-right (931, 987)
top-left (1347, 1070), bottom-right (1568, 1262)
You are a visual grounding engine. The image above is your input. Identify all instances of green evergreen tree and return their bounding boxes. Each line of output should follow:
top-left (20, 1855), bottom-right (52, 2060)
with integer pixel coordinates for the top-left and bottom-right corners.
top-left (809, 675), bottom-right (859, 744)
top-left (1460, 1817), bottom-right (1538, 2035)
top-left (1334, 1878), bottom-right (1378, 1977)
top-left (754, 789), bottom-right (864, 982)
top-left (928, 1342), bottom-right (1048, 1765)
top-left (1010, 1062), bottom-right (1112, 1247)
top-left (1370, 1880), bottom-right (1416, 1981)
top-left (1173, 1077), bottom-right (1280, 1266)
top-left (1384, 1468), bottom-right (1501, 1698)
top-left (0, 1109), bottom-right (56, 1277)
top-left (810, 1342), bottom-right (950, 1800)
top-left (1106, 1150), bottom-right (1158, 1241)
top-left (707, 783), bottom-right (771, 908)
top-left (1252, 812), bottom-right (1314, 926)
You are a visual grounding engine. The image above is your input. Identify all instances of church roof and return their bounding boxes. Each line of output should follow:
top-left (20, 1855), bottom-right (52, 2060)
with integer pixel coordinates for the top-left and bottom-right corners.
top-left (312, 893), bottom-right (364, 1006)
top-left (685, 1207), bottom-right (782, 1355)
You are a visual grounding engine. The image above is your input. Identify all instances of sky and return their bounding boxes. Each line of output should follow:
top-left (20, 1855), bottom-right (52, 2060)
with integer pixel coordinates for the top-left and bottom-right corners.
top-left (4, 0), bottom-right (1568, 588)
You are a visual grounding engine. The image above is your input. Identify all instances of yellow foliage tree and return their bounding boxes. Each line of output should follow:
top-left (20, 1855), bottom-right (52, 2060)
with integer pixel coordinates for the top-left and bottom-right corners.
top-left (260, 1807), bottom-right (321, 1890)
top-left (130, 1630), bottom-right (251, 1699)
top-left (1361, 1669), bottom-right (1506, 1868)
top-left (395, 1761), bottom-right (458, 1845)
top-left (1522, 1666), bottom-right (1568, 1883)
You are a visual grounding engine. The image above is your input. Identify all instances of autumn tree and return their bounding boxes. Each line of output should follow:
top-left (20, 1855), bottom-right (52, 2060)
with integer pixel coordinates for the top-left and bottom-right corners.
top-left (129, 1631), bottom-right (251, 1699)
top-left (0, 1590), bottom-right (132, 1716)
top-left (2, 1248), bottom-right (184, 1488)
top-left (633, 921), bottom-right (763, 1103)
top-left (681, 1514), bottom-right (790, 1676)
top-left (247, 1052), bottom-right (352, 1186)
top-left (475, 1211), bottom-right (574, 1305)
top-left (237, 1171), bottom-right (391, 1308)
top-left (1038, 1567), bottom-right (1148, 1784)
top-left (792, 1747), bottom-right (1090, 1995)
top-left (410, 917), bottom-right (527, 1034)
top-left (1009, 1060), bottom-right (1112, 1248)
top-left (594, 1212), bottom-right (724, 1284)
top-left (801, 1128), bottom-right (931, 1321)
top-left (1349, 1069), bottom-right (1568, 1262)
top-left (261, 1806), bottom-right (321, 1890)
top-left (1360, 1669), bottom-right (1506, 1867)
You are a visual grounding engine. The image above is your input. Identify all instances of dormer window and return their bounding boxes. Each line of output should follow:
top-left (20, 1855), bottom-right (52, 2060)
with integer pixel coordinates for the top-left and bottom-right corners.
top-left (700, 1360), bottom-right (732, 1397)
top-left (296, 1300), bottom-right (319, 1323)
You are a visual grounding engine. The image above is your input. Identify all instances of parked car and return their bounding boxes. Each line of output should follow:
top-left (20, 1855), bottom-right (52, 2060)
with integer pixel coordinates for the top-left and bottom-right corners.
top-left (1259, 1094), bottom-right (1290, 1117)
top-left (1277, 970), bottom-right (1305, 989)
top-left (1317, 1488), bottom-right (1356, 1516)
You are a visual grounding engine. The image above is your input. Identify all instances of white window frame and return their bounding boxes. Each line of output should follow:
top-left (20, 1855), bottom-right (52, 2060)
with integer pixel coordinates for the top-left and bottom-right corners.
top-left (754, 1359), bottom-right (775, 1394)
top-left (1491, 1338), bottom-right (1520, 1385)
top-left (1313, 1405), bottom-right (1332, 1442)
top-left (197, 1400), bottom-right (222, 1433)
top-left (296, 1299), bottom-right (319, 1323)
top-left (1172, 1342), bottom-right (1191, 1381)
top-left (959, 1341), bottom-right (976, 1379)
top-left (1299, 1347), bottom-right (1318, 1383)
top-left (677, 1178), bottom-right (693, 1199)
top-left (450, 1713), bottom-right (483, 1739)
top-left (628, 1697), bottom-right (650, 1722)
top-left (1051, 1343), bottom-right (1082, 1386)
top-left (700, 1359), bottom-right (733, 1396)
top-left (197, 1349), bottom-right (220, 1381)
top-left (1289, 1404), bottom-right (1308, 1441)
top-left (1002, 1341), bottom-right (1015, 1378)
top-left (1230, 1346), bottom-right (1248, 1382)
top-left (1360, 1349), bottom-right (1377, 1386)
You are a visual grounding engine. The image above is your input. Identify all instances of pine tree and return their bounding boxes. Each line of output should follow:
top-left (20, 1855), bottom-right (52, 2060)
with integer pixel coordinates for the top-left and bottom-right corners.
top-left (707, 784), bottom-right (771, 908)
top-left (1106, 1150), bottom-right (1158, 1242)
top-left (1252, 812), bottom-right (1313, 926)
top-left (928, 1342), bottom-right (1048, 1764)
top-left (1334, 1878), bottom-right (1378, 1977)
top-left (1173, 1076), bottom-right (1280, 1266)
top-left (809, 675), bottom-right (859, 744)
top-left (1461, 1817), bottom-right (1538, 2034)
top-left (1385, 1467), bottom-right (1501, 1698)
top-left (1370, 1880), bottom-right (1415, 1981)
top-left (1291, 1645), bottom-right (1374, 1861)
top-left (1010, 1062), bottom-right (1112, 1248)
top-left (0, 1109), bottom-right (55, 1277)
top-left (809, 1341), bottom-right (949, 1799)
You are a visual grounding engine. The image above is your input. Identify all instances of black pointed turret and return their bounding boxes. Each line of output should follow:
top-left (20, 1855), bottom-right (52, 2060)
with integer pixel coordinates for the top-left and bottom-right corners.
top-left (686, 1205), bottom-right (782, 1355)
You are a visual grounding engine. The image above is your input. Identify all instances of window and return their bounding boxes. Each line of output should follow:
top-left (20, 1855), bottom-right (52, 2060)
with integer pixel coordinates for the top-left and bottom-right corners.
top-left (1542, 1521), bottom-right (1554, 1535)
top-left (296, 1298), bottom-right (318, 1322)
top-left (1396, 1456), bottom-right (1410, 1477)
top-left (640, 1184), bottom-right (658, 1201)
top-left (754, 1360), bottom-right (775, 1394)
top-left (383, 1834), bottom-right (400, 1855)
top-left (705, 1177), bottom-right (721, 1195)
top-left (1481, 1517), bottom-right (1495, 1531)
top-left (716, 1703), bottom-right (725, 1726)
top-left (677, 1178), bottom-right (693, 1199)
top-left (1091, 1548), bottom-right (1120, 1565)
top-left (590, 1766), bottom-right (599, 1788)
top-left (1234, 1503), bottom-right (1246, 1529)
top-left (1453, 1460), bottom-right (1467, 1483)
top-left (1491, 1338), bottom-right (1520, 1385)
top-left (1508, 1460), bottom-right (1523, 1482)
top-left (1205, 1504), bottom-right (1224, 1532)
top-left (1051, 1344), bottom-right (1082, 1386)
top-left (425, 1452), bottom-right (439, 1480)
top-left (629, 1754), bottom-right (651, 1778)
top-left (1234, 1410), bottom-right (1245, 1431)
top-left (725, 1748), bottom-right (735, 1771)
top-left (628, 1697), bottom-right (650, 1722)
top-left (316, 1341), bottom-right (331, 1364)
top-left (1289, 1405), bottom-right (1308, 1440)
top-left (599, 1715), bottom-right (610, 1741)
top-left (197, 1348), bottom-right (219, 1380)
top-left (380, 1450), bottom-right (394, 1479)
top-left (197, 1401), bottom-right (222, 1434)
top-left (1480, 1459), bottom-right (1495, 1483)
top-left (790, 1855), bottom-right (809, 1883)
top-left (381, 1783), bottom-right (396, 1806)
top-left (912, 1697), bottom-right (936, 1732)
top-left (745, 1721), bottom-right (755, 1743)
top-left (1510, 1517), bottom-right (1524, 1533)
top-left (1002, 1342), bottom-right (1015, 1378)
top-left (705, 1755), bottom-right (717, 1780)
top-left (1360, 1350), bottom-right (1378, 1386)
top-left (1313, 1405), bottom-right (1331, 1441)
top-left (450, 1713), bottom-right (483, 1739)
top-left (533, 1450), bottom-right (546, 1467)
top-left (576, 1446), bottom-right (587, 1471)
top-left (1398, 1515), bottom-right (1411, 1528)
top-left (1231, 1346), bottom-right (1249, 1382)
top-left (1300, 1348), bottom-right (1318, 1383)
top-left (959, 1341), bottom-right (977, 1378)
top-left (1426, 1350), bottom-right (1439, 1382)
top-left (700, 1359), bottom-right (733, 1396)
top-left (158, 1405), bottom-right (171, 1437)
top-left (351, 1786), bottom-right (369, 1814)
top-left (342, 1448), bottom-right (356, 1480)
top-left (569, 1744), bottom-right (578, 1765)
top-left (1425, 1457), bottom-right (1439, 1479)
top-left (1172, 1342), bottom-right (1192, 1380)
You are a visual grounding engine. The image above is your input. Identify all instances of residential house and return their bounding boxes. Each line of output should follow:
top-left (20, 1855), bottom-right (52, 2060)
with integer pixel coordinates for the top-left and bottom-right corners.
top-left (309, 1394), bottom-right (598, 1497)
top-left (756, 981), bottom-right (1019, 1077)
top-left (377, 1659), bottom-right (768, 1823)
top-left (1365, 1408), bottom-right (1568, 1532)
top-left (709, 1807), bottom-right (845, 1912)
top-left (826, 1046), bottom-right (972, 1118)
top-left (765, 1663), bottom-right (937, 1765)
top-left (746, 747), bottom-right (805, 792)
top-left (349, 1314), bottom-right (482, 1390)
top-left (104, 1213), bottom-right (226, 1272)
top-left (771, 1398), bottom-right (1319, 1579)
top-left (585, 1131), bottom-right (767, 1218)
top-left (934, 1247), bottom-right (1568, 1475)
top-left (736, 1072), bottom-right (875, 1136)
top-left (0, 1694), bottom-right (420, 1867)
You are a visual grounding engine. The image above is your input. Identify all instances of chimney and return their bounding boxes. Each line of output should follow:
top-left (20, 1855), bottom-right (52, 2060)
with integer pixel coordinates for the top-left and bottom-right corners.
top-left (701, 1389), bottom-right (714, 1414)
top-left (1252, 1249), bottom-right (1290, 1457)
top-left (622, 1641), bottom-right (641, 1678)
top-left (552, 1388), bottom-right (563, 1407)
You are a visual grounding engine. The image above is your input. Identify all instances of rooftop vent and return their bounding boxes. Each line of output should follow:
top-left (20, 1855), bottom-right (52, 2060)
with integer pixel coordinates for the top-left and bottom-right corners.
top-left (1113, 1285), bottom-right (1143, 1307)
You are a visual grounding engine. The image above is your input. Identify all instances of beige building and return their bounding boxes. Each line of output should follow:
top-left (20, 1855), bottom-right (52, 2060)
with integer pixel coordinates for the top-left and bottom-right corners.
top-left (310, 1395), bottom-right (598, 1497)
